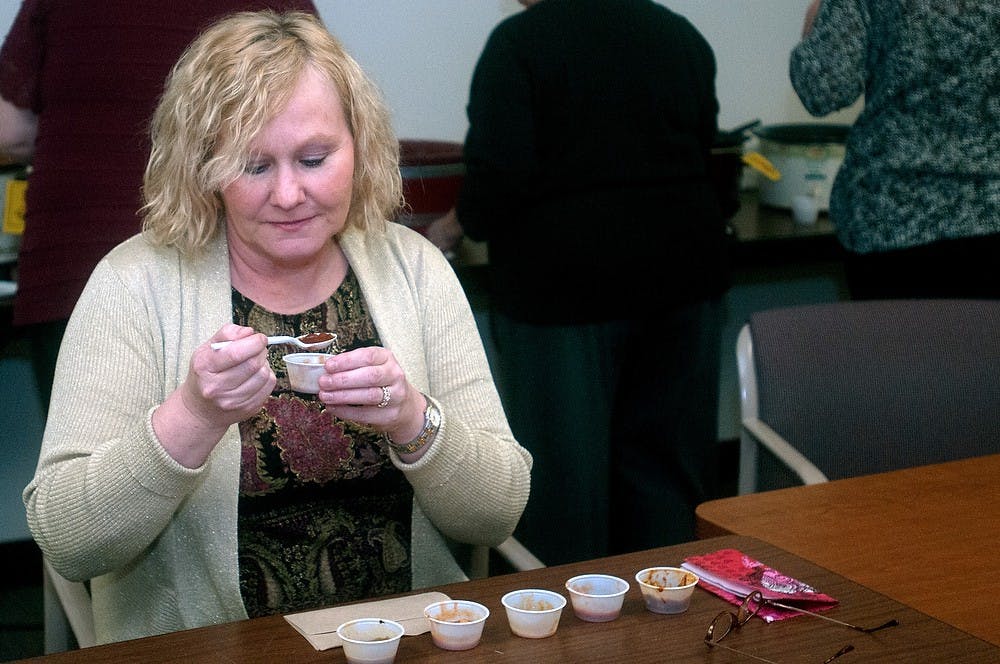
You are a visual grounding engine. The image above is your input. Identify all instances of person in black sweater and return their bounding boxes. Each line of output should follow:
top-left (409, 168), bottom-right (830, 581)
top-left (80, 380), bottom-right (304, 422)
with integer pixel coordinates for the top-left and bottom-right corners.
top-left (436, 0), bottom-right (730, 564)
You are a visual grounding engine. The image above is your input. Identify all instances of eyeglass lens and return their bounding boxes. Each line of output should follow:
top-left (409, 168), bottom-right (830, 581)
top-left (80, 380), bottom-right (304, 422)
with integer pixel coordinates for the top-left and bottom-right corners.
top-left (705, 611), bottom-right (780, 664)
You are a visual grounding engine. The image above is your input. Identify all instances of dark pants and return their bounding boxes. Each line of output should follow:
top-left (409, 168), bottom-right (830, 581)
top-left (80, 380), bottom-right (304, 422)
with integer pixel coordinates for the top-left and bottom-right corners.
top-left (846, 233), bottom-right (1000, 300)
top-left (491, 299), bottom-right (722, 565)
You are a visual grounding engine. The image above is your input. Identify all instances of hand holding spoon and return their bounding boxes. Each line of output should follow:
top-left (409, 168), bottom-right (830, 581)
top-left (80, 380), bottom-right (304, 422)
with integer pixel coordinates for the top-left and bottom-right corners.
top-left (211, 332), bottom-right (337, 351)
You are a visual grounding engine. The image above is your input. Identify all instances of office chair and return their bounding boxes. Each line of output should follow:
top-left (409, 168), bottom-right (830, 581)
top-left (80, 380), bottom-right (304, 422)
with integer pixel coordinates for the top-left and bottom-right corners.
top-left (737, 299), bottom-right (1000, 494)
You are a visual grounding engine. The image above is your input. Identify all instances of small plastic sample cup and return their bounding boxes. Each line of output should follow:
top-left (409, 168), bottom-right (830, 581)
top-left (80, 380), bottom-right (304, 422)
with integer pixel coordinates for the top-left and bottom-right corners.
top-left (635, 567), bottom-right (699, 615)
top-left (791, 193), bottom-right (819, 225)
top-left (423, 599), bottom-right (490, 651)
top-left (501, 588), bottom-right (566, 639)
top-left (282, 352), bottom-right (332, 393)
top-left (335, 618), bottom-right (404, 664)
top-left (565, 574), bottom-right (630, 622)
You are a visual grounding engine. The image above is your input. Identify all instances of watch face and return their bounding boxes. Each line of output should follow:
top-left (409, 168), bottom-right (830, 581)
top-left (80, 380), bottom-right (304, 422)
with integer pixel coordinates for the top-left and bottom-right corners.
top-left (426, 402), bottom-right (442, 429)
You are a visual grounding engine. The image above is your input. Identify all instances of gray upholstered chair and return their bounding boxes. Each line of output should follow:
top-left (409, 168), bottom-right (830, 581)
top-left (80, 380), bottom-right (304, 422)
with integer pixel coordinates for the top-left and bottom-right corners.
top-left (737, 299), bottom-right (1000, 494)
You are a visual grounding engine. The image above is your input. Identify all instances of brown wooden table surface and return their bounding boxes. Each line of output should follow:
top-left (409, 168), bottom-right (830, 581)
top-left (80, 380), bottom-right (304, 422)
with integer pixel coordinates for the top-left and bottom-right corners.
top-left (19, 535), bottom-right (997, 663)
top-left (728, 190), bottom-right (836, 244)
top-left (696, 454), bottom-right (1000, 648)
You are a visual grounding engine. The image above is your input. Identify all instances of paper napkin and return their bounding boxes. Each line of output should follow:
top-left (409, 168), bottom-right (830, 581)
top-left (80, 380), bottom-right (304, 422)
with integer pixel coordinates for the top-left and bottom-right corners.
top-left (284, 591), bottom-right (451, 650)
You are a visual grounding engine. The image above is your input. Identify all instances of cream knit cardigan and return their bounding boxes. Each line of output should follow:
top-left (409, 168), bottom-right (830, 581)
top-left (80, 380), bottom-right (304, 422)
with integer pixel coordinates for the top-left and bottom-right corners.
top-left (24, 223), bottom-right (531, 645)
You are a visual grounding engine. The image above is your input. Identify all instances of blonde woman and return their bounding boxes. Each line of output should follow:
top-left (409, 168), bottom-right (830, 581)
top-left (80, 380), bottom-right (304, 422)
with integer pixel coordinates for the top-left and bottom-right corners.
top-left (24, 11), bottom-right (530, 645)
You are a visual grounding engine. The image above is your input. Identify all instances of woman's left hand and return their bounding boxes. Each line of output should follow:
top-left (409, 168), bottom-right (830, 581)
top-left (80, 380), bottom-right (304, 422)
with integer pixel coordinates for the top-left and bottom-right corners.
top-left (317, 346), bottom-right (428, 446)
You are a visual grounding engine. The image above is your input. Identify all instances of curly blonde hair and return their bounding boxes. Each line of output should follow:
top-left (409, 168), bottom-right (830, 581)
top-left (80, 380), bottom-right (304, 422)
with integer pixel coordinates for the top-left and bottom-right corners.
top-left (141, 11), bottom-right (402, 253)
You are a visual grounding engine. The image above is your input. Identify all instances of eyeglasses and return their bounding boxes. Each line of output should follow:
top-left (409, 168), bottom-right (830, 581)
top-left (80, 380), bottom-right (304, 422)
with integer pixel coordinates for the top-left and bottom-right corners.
top-left (704, 590), bottom-right (899, 663)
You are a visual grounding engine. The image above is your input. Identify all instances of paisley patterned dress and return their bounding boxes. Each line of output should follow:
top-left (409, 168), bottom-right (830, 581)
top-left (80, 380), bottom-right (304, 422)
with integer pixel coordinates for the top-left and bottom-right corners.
top-left (232, 269), bottom-right (413, 617)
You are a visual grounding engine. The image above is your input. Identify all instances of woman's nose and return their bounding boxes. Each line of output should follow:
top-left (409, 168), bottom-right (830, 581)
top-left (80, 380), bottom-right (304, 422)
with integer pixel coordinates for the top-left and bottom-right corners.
top-left (271, 166), bottom-right (306, 207)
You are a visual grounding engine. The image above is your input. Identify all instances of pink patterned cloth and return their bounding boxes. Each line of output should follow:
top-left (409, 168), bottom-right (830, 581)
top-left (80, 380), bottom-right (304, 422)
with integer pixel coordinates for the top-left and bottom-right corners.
top-left (683, 548), bottom-right (838, 622)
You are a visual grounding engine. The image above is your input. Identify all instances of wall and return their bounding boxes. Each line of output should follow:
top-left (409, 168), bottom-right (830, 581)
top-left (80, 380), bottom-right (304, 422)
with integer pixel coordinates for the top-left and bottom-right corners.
top-left (0, 1), bottom-right (861, 143)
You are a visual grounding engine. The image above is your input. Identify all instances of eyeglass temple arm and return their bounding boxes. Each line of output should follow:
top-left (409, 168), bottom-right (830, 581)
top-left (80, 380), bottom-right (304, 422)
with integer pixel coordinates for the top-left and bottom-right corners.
top-left (823, 644), bottom-right (855, 663)
top-left (769, 599), bottom-right (899, 633)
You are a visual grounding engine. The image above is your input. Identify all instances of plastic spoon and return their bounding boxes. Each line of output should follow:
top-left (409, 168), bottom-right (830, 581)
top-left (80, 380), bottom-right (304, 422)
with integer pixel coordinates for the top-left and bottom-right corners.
top-left (211, 332), bottom-right (337, 351)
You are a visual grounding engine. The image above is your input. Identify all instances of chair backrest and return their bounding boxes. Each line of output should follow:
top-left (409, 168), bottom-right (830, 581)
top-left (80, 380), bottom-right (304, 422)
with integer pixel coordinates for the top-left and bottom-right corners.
top-left (42, 559), bottom-right (96, 652)
top-left (740, 299), bottom-right (1000, 491)
top-left (468, 536), bottom-right (546, 579)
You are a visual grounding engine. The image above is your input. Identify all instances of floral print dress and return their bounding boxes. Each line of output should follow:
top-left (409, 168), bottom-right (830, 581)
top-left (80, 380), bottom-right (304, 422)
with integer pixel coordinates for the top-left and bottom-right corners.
top-left (232, 269), bottom-right (413, 617)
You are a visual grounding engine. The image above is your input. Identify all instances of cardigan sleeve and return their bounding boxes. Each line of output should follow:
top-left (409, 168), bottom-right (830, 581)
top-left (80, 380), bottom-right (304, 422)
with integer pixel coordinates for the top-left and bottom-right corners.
top-left (396, 256), bottom-right (532, 547)
top-left (346, 226), bottom-right (532, 548)
top-left (23, 255), bottom-right (207, 581)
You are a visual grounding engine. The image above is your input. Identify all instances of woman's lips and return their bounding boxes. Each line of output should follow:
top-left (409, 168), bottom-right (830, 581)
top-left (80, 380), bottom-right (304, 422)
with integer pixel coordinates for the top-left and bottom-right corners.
top-left (270, 215), bottom-right (315, 229)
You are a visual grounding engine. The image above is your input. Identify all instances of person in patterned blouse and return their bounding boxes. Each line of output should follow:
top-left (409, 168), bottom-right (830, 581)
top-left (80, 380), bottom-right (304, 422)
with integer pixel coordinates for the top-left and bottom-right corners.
top-left (791, 0), bottom-right (1000, 299)
top-left (24, 10), bottom-right (530, 645)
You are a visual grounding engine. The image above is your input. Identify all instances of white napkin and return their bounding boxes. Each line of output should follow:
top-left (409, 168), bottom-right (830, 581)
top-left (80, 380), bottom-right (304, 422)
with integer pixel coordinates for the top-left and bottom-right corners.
top-left (284, 591), bottom-right (451, 650)
top-left (680, 561), bottom-right (755, 598)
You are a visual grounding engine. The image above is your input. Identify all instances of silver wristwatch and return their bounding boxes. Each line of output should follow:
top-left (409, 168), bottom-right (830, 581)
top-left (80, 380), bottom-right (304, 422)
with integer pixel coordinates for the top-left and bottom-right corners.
top-left (385, 395), bottom-right (440, 455)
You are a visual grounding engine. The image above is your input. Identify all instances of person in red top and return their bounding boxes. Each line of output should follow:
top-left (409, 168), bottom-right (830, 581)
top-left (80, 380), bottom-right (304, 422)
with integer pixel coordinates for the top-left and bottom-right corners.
top-left (0, 0), bottom-right (318, 411)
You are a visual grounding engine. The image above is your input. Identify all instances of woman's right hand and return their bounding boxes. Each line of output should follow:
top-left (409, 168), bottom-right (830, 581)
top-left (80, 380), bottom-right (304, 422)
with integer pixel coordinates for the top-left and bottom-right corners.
top-left (152, 324), bottom-right (276, 468)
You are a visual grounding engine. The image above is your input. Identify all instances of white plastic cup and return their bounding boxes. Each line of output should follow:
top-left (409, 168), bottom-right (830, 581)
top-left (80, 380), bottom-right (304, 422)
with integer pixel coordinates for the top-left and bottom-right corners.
top-left (336, 618), bottom-right (404, 664)
top-left (423, 599), bottom-right (490, 651)
top-left (635, 567), bottom-right (699, 615)
top-left (791, 194), bottom-right (819, 225)
top-left (501, 589), bottom-right (566, 638)
top-left (565, 574), bottom-right (630, 622)
top-left (282, 352), bottom-right (332, 394)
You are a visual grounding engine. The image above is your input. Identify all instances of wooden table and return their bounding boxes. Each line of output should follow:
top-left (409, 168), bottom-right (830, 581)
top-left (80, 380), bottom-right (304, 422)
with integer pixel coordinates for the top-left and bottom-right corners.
top-left (728, 191), bottom-right (836, 244)
top-left (19, 535), bottom-right (997, 663)
top-left (696, 454), bottom-right (1000, 647)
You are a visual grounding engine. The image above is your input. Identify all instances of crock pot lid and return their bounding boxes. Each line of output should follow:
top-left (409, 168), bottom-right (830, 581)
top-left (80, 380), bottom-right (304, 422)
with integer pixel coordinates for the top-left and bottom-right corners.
top-left (753, 123), bottom-right (850, 144)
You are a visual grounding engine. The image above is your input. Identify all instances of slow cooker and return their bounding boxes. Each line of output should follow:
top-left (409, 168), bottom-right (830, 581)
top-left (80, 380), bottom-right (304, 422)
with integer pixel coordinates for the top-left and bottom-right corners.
top-left (754, 123), bottom-right (850, 211)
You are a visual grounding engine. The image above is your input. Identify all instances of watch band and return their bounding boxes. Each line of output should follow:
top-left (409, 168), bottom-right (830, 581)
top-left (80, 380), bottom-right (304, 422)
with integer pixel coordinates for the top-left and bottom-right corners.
top-left (385, 395), bottom-right (441, 455)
